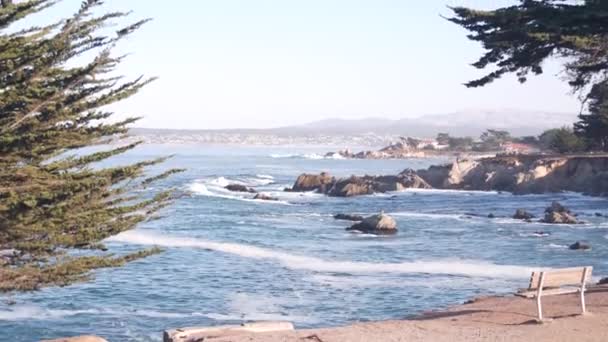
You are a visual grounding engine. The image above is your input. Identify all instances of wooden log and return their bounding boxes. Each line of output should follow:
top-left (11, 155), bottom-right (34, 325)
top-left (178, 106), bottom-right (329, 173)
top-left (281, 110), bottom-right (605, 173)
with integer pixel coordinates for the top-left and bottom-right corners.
top-left (163, 321), bottom-right (295, 342)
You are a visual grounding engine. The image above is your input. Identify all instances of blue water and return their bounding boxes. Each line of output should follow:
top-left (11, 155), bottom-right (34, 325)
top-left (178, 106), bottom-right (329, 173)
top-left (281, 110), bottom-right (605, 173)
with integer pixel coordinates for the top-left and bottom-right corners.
top-left (2, 144), bottom-right (608, 341)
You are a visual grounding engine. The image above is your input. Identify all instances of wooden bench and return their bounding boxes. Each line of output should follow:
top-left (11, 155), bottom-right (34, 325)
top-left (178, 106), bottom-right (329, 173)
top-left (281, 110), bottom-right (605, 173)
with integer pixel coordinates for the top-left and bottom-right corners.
top-left (516, 266), bottom-right (592, 321)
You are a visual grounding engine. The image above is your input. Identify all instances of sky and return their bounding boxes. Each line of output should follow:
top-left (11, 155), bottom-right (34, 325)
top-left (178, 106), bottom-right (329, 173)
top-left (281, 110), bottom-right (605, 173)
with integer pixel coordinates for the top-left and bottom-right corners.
top-left (31, 0), bottom-right (582, 129)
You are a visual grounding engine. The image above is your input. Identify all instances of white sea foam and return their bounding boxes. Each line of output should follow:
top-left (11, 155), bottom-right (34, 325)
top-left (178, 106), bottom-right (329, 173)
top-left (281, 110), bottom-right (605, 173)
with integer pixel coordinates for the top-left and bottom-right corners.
top-left (187, 182), bottom-right (291, 205)
top-left (403, 188), bottom-right (501, 195)
top-left (256, 174), bottom-right (274, 180)
top-left (109, 231), bottom-right (536, 279)
top-left (205, 293), bottom-right (318, 324)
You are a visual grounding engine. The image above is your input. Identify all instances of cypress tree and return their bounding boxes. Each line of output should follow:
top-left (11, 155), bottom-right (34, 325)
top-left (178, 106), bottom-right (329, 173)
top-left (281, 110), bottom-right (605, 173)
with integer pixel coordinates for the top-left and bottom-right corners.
top-left (0, 0), bottom-right (182, 292)
top-left (448, 0), bottom-right (608, 150)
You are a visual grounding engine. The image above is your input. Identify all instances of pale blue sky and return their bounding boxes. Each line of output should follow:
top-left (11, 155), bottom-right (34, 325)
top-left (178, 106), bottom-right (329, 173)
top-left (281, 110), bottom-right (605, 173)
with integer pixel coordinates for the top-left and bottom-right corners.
top-left (37, 0), bottom-right (580, 129)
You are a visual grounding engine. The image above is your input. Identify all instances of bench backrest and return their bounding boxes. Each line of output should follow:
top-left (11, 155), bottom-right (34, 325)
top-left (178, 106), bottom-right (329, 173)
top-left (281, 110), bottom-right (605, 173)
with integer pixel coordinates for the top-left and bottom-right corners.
top-left (528, 267), bottom-right (592, 290)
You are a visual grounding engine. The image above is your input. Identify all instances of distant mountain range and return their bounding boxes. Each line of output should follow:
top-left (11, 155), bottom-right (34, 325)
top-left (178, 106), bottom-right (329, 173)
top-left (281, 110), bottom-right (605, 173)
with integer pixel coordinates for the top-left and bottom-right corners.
top-left (133, 109), bottom-right (578, 138)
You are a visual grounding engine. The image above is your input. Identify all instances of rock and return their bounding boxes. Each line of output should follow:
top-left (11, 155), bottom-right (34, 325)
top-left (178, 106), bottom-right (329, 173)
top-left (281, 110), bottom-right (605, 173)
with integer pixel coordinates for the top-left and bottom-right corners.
top-left (542, 201), bottom-right (580, 224)
top-left (290, 172), bottom-right (335, 193)
top-left (513, 209), bottom-right (534, 220)
top-left (598, 277), bottom-right (608, 285)
top-left (596, 212), bottom-right (604, 217)
top-left (487, 213), bottom-right (496, 219)
top-left (253, 193), bottom-right (279, 201)
top-left (347, 213), bottom-right (397, 234)
top-left (41, 336), bottom-right (108, 342)
top-left (569, 241), bottom-right (591, 250)
top-left (334, 214), bottom-right (365, 221)
top-left (225, 184), bottom-right (256, 193)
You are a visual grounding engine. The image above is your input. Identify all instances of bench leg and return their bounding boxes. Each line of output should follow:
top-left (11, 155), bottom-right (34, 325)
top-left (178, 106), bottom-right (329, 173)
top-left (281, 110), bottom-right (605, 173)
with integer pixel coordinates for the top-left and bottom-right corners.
top-left (580, 290), bottom-right (586, 315)
top-left (536, 296), bottom-right (543, 321)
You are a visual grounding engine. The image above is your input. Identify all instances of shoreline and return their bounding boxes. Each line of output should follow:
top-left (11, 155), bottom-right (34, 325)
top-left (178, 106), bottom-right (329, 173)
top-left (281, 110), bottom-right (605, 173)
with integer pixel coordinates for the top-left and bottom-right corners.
top-left (199, 285), bottom-right (608, 342)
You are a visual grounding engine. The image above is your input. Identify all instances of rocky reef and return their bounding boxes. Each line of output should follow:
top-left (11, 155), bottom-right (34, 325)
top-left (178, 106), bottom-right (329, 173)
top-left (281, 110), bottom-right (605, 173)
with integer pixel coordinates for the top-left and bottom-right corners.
top-left (287, 169), bottom-right (431, 197)
top-left (288, 155), bottom-right (608, 197)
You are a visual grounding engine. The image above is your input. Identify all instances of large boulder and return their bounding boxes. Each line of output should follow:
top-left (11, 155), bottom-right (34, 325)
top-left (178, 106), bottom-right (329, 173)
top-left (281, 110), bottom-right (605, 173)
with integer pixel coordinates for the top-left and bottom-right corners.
top-left (347, 213), bottom-right (397, 234)
top-left (334, 214), bottom-right (365, 221)
top-left (225, 184), bottom-right (256, 193)
top-left (542, 201), bottom-right (580, 224)
top-left (289, 172), bottom-right (335, 193)
top-left (513, 209), bottom-right (534, 220)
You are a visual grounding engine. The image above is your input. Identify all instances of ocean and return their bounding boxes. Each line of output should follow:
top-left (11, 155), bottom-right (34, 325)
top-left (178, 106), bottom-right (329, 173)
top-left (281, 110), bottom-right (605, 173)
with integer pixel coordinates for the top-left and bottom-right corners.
top-left (1, 144), bottom-right (607, 341)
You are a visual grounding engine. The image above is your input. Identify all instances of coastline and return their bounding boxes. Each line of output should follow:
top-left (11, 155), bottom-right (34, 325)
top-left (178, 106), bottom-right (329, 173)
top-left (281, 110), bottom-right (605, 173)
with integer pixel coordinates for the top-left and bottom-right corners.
top-left (202, 285), bottom-right (608, 342)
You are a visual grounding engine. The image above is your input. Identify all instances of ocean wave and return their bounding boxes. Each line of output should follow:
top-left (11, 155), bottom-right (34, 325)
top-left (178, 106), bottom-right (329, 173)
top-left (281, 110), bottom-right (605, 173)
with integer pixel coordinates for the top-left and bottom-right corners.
top-left (110, 231), bottom-right (536, 279)
top-left (0, 305), bottom-right (199, 321)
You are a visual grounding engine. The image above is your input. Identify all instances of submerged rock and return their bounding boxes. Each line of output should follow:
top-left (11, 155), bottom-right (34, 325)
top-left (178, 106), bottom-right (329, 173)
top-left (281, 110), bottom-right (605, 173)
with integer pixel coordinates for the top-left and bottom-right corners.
top-left (253, 193), bottom-right (279, 201)
top-left (569, 241), bottom-right (591, 250)
top-left (542, 201), bottom-right (580, 224)
top-left (334, 214), bottom-right (365, 221)
top-left (225, 184), bottom-right (256, 193)
top-left (513, 209), bottom-right (534, 220)
top-left (598, 277), bottom-right (608, 285)
top-left (347, 213), bottom-right (397, 234)
top-left (595, 212), bottom-right (604, 217)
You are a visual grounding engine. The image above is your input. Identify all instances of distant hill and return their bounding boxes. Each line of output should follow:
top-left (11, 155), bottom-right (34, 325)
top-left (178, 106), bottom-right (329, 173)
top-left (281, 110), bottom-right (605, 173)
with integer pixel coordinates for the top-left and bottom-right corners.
top-left (268, 110), bottom-right (577, 137)
top-left (132, 109), bottom-right (578, 138)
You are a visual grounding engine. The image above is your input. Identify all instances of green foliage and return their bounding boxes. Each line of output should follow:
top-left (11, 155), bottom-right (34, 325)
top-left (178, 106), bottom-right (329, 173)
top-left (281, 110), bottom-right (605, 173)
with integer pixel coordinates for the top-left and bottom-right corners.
top-left (478, 129), bottom-right (511, 150)
top-left (448, 0), bottom-right (608, 90)
top-left (0, 1), bottom-right (183, 292)
top-left (539, 127), bottom-right (587, 153)
top-left (448, 136), bottom-right (474, 151)
top-left (575, 81), bottom-right (608, 151)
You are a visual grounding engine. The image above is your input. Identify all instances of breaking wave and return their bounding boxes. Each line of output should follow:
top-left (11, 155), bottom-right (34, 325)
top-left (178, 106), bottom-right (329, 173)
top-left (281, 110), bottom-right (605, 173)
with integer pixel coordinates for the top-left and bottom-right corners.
top-left (109, 231), bottom-right (536, 279)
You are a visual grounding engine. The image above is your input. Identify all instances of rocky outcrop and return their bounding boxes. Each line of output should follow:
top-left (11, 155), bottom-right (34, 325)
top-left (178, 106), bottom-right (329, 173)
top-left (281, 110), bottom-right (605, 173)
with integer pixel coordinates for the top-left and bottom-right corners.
top-left (347, 213), bottom-right (397, 234)
top-left (225, 184), bottom-right (256, 193)
top-left (541, 202), bottom-right (580, 224)
top-left (324, 139), bottom-right (427, 160)
top-left (289, 172), bottom-right (335, 193)
top-left (289, 155), bottom-right (608, 197)
top-left (288, 169), bottom-right (430, 197)
top-left (334, 214), bottom-right (365, 221)
top-left (513, 209), bottom-right (534, 220)
top-left (416, 155), bottom-right (608, 196)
